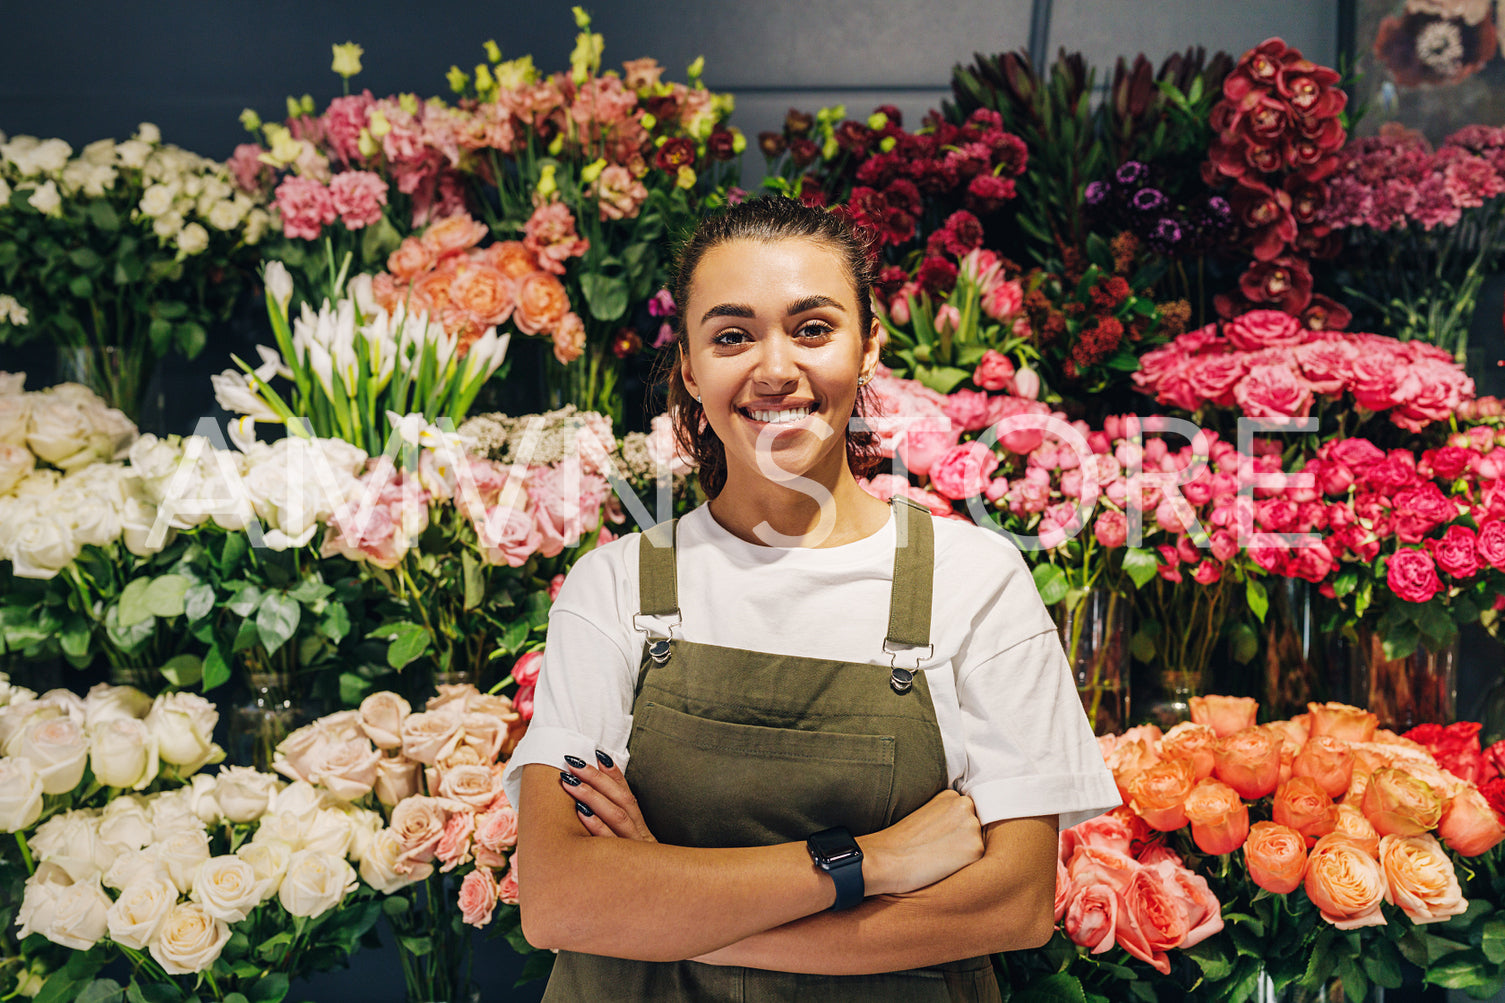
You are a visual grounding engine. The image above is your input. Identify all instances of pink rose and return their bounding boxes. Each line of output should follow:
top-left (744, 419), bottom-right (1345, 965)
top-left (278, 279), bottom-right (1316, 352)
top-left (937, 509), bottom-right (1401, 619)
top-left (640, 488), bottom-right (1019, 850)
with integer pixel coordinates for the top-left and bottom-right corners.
top-left (514, 685), bottom-right (535, 722)
top-left (1063, 883), bottom-right (1118, 953)
top-left (1060, 814), bottom-right (1133, 863)
top-left (328, 170), bottom-right (389, 229)
top-left (1349, 349), bottom-right (1407, 412)
top-left (523, 202), bottom-right (589, 276)
top-left (990, 396), bottom-right (1049, 454)
top-left (1224, 309), bottom-right (1308, 351)
top-left (1477, 520), bottom-right (1505, 570)
top-left (928, 442), bottom-right (1000, 501)
top-left (895, 419), bottom-right (961, 478)
top-left (1053, 858), bottom-right (1072, 922)
top-left (1293, 337), bottom-right (1359, 394)
top-left (458, 867), bottom-right (498, 927)
top-left (1163, 864), bottom-right (1224, 949)
top-left (942, 389), bottom-right (994, 431)
top-left (973, 350), bottom-right (1016, 391)
top-left (273, 176), bottom-right (337, 240)
top-left (512, 651), bottom-right (543, 688)
top-left (548, 574), bottom-right (566, 601)
top-left (479, 505), bottom-right (542, 567)
top-left (1427, 525), bottom-right (1480, 579)
top-left (1094, 510), bottom-right (1128, 548)
top-left (475, 807), bottom-right (519, 855)
top-left (1115, 867), bottom-right (1181, 975)
top-left (498, 860), bottom-right (520, 905)
top-left (1387, 549), bottom-right (1443, 603)
top-left (1233, 364), bottom-right (1314, 419)
top-left (434, 810), bottom-right (476, 872)
top-left (390, 796), bottom-right (454, 866)
top-left (1185, 354), bottom-right (1246, 407)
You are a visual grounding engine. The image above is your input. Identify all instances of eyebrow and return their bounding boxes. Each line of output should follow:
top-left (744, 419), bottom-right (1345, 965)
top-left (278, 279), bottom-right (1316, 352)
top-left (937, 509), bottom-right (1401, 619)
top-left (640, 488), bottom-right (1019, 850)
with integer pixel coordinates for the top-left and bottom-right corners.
top-left (697, 295), bottom-right (847, 327)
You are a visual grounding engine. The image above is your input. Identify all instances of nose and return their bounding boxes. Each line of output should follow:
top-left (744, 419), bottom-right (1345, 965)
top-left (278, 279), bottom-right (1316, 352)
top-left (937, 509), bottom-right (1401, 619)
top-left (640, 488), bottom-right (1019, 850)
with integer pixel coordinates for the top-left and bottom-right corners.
top-left (752, 334), bottom-right (799, 392)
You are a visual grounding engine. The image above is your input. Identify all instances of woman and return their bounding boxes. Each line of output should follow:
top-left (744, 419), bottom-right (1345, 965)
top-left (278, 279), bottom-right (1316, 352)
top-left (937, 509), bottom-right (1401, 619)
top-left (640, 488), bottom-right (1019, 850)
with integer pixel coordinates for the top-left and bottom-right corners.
top-left (500, 196), bottom-right (1119, 1001)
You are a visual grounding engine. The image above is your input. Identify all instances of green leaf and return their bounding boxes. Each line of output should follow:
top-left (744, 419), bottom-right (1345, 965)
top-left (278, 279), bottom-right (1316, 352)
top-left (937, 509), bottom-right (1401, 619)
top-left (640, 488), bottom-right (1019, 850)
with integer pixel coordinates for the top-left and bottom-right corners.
top-left (255, 592), bottom-right (301, 655)
top-left (68, 274), bottom-right (93, 298)
top-left (1429, 949), bottom-right (1493, 989)
top-left (516, 949), bottom-right (556, 986)
top-left (1481, 917), bottom-right (1505, 964)
top-left (88, 200), bottom-right (120, 232)
top-left (578, 272), bottom-right (629, 322)
top-left (117, 577), bottom-right (156, 627)
top-left (144, 574), bottom-right (190, 618)
top-left (69, 246), bottom-right (103, 271)
top-left (1227, 621), bottom-right (1258, 665)
top-left (1245, 578), bottom-right (1269, 623)
top-left (159, 654), bottom-right (202, 688)
top-left (1121, 547), bottom-right (1158, 588)
top-left (1032, 564), bottom-right (1068, 606)
top-left (232, 617), bottom-right (261, 653)
top-left (318, 602), bottom-right (351, 642)
top-left (1363, 936), bottom-right (1405, 989)
top-left (917, 365), bottom-right (973, 394)
top-left (76, 981), bottom-right (125, 1003)
top-left (184, 582), bottom-right (215, 622)
top-left (202, 645), bottom-right (231, 691)
top-left (246, 973), bottom-right (289, 1003)
top-left (382, 622), bottom-right (430, 670)
top-left (226, 583), bottom-right (263, 617)
top-left (176, 321), bottom-right (207, 359)
top-left (463, 550), bottom-right (485, 611)
top-left (1015, 973), bottom-right (1087, 1003)
top-left (1333, 568), bottom-right (1358, 598)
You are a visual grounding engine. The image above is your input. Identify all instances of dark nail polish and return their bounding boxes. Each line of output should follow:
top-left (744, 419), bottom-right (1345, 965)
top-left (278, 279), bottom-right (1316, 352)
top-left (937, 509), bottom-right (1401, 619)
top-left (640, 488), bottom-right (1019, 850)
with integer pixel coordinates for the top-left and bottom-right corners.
top-left (564, 755), bottom-right (589, 769)
top-left (575, 800), bottom-right (594, 817)
top-left (595, 750), bottom-right (615, 769)
top-left (560, 770), bottom-right (581, 787)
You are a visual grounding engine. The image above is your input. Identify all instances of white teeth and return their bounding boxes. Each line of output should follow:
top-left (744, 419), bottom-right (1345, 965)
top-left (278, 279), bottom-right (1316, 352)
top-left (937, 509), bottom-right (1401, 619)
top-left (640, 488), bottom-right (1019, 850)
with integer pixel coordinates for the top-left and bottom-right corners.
top-left (749, 406), bottom-right (812, 424)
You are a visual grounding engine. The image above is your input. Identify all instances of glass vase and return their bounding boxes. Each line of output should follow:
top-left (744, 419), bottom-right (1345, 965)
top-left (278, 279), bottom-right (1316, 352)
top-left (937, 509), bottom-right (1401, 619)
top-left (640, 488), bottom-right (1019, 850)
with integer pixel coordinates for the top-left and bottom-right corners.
top-left (1260, 579), bottom-right (1327, 720)
top-left (108, 663), bottom-right (165, 696)
top-left (1054, 589), bottom-right (1129, 735)
top-left (1342, 629), bottom-right (1458, 732)
top-left (1256, 971), bottom-right (1342, 1003)
top-left (55, 344), bottom-right (161, 429)
top-left (228, 669), bottom-right (303, 771)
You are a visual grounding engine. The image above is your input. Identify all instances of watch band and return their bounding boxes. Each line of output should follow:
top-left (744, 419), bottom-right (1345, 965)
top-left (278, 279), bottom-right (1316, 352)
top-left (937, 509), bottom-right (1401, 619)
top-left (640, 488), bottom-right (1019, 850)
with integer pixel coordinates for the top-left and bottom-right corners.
top-left (824, 854), bottom-right (865, 911)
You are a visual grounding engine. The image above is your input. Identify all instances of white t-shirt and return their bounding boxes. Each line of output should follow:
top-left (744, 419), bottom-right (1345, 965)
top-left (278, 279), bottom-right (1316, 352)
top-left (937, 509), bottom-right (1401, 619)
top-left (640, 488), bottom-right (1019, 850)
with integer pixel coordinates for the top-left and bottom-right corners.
top-left (500, 503), bottom-right (1120, 830)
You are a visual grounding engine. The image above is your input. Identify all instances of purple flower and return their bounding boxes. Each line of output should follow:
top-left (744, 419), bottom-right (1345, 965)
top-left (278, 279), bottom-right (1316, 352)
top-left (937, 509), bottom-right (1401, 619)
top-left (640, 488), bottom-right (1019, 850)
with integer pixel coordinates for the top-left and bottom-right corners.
top-left (1152, 218), bottom-right (1183, 245)
top-left (1131, 188), bottom-right (1167, 212)
top-left (648, 288), bottom-right (677, 318)
top-left (1085, 181), bottom-right (1110, 206)
top-left (1206, 196), bottom-right (1232, 220)
top-left (1115, 161), bottom-right (1148, 185)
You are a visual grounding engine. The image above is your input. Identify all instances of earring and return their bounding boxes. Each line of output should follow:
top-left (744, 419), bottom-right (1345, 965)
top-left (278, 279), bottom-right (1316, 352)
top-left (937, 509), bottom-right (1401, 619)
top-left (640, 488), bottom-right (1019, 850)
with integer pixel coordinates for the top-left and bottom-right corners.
top-left (857, 373), bottom-right (872, 387)
top-left (693, 393), bottom-right (702, 403)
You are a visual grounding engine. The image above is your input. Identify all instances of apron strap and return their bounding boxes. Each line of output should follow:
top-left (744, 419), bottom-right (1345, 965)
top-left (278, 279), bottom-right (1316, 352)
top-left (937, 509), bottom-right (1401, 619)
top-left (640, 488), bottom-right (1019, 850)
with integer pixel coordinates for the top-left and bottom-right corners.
top-left (637, 518), bottom-right (680, 620)
top-left (886, 497), bottom-right (934, 650)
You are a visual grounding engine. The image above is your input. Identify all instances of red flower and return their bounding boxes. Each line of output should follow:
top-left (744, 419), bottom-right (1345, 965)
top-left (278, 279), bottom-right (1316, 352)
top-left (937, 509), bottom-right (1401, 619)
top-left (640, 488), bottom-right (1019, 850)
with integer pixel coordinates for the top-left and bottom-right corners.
top-left (916, 256), bottom-right (958, 296)
top-left (1404, 722), bottom-right (1485, 784)
top-left (1231, 182), bottom-right (1299, 261)
top-left (1386, 548), bottom-right (1444, 603)
top-left (965, 173), bottom-right (1017, 213)
top-left (654, 137), bottom-right (696, 173)
top-left (1476, 520), bottom-right (1505, 571)
top-left (1299, 295), bottom-right (1350, 331)
top-left (1428, 524), bottom-right (1481, 579)
top-left (787, 138), bottom-right (820, 168)
top-left (705, 130), bottom-right (738, 162)
top-left (1237, 256), bottom-right (1313, 314)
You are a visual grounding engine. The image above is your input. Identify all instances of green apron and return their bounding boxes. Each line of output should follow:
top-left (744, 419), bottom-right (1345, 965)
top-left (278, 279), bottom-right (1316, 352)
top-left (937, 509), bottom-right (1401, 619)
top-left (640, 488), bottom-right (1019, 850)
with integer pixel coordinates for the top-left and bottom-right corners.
top-left (542, 498), bottom-right (1002, 1002)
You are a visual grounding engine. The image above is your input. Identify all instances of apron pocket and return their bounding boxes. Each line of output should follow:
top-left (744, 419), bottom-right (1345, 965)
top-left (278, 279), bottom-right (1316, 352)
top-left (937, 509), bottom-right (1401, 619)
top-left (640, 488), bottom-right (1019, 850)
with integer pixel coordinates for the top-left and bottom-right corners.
top-left (629, 701), bottom-right (898, 847)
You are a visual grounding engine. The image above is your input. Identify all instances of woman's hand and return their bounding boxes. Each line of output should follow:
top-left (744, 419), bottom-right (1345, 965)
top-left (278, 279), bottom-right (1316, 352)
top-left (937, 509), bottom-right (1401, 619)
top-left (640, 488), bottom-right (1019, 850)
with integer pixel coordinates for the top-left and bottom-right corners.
top-left (857, 789), bottom-right (983, 896)
top-left (560, 751), bottom-right (658, 842)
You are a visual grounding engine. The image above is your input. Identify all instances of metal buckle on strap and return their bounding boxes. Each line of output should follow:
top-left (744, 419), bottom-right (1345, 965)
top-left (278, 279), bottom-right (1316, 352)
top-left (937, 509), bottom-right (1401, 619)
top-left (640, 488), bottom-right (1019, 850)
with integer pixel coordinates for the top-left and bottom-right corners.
top-left (882, 640), bottom-right (933, 694)
top-left (633, 613), bottom-right (681, 664)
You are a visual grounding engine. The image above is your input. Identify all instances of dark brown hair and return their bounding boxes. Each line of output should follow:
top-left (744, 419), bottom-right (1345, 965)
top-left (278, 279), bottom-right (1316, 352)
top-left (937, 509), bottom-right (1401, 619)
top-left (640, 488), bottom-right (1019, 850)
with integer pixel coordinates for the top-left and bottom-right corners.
top-left (660, 196), bottom-right (882, 498)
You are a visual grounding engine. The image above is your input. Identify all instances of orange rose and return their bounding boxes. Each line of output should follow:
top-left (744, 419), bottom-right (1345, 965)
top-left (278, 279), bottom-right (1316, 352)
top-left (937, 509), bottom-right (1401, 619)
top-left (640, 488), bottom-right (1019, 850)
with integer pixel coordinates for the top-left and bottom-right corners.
top-left (514, 271), bottom-right (569, 336)
top-left (1118, 724), bottom-right (1164, 748)
top-left (1304, 833), bottom-right (1388, 930)
top-left (412, 268), bottom-right (458, 319)
top-left (1184, 778), bottom-right (1250, 855)
top-left (1066, 844), bottom-right (1138, 895)
top-left (448, 262), bottom-right (515, 328)
top-left (387, 236), bottom-right (436, 281)
top-left (1105, 739), bottom-right (1160, 805)
top-left (1307, 702), bottom-right (1378, 743)
top-left (1059, 813), bottom-right (1132, 863)
top-left (1115, 867), bottom-right (1183, 975)
top-left (1437, 787), bottom-right (1505, 856)
top-left (1378, 833), bottom-right (1468, 924)
top-left (1190, 695), bottom-right (1258, 737)
top-left (1361, 767), bottom-right (1444, 837)
top-left (1292, 736), bottom-right (1354, 799)
top-left (482, 241), bottom-right (538, 280)
top-left (1159, 722), bottom-right (1217, 781)
top-left (1063, 882), bottom-right (1117, 953)
top-left (1213, 727), bottom-right (1283, 799)
top-left (1163, 864), bottom-right (1224, 949)
top-left (1053, 858), bottom-right (1071, 922)
top-left (552, 311), bottom-right (586, 364)
top-left (1244, 821), bottom-right (1308, 894)
top-left (420, 213), bottom-right (488, 259)
top-left (1272, 776), bottom-right (1337, 843)
top-left (1128, 758), bottom-right (1195, 832)
top-left (1107, 805), bottom-right (1156, 859)
top-left (1345, 745), bottom-right (1391, 803)
top-left (1332, 803), bottom-right (1380, 858)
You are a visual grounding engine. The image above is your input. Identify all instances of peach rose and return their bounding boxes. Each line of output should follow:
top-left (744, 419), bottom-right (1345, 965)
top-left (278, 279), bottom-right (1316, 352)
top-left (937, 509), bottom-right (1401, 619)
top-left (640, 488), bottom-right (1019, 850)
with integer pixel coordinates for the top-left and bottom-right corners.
top-left (400, 712), bottom-right (462, 766)
top-left (1345, 745), bottom-right (1392, 803)
top-left (412, 268), bottom-right (457, 318)
top-left (449, 262), bottom-right (514, 327)
top-left (1128, 758), bottom-right (1196, 832)
top-left (482, 241), bottom-right (537, 280)
top-left (1163, 863), bottom-right (1224, 949)
top-left (1332, 803), bottom-right (1381, 858)
top-left (1159, 722), bottom-right (1217, 781)
top-left (1184, 778), bottom-right (1250, 855)
top-left (1105, 739), bottom-right (1160, 804)
top-left (420, 213), bottom-right (488, 259)
top-left (1116, 866), bottom-right (1185, 975)
top-left (1292, 736), bottom-right (1354, 799)
top-left (552, 311), bottom-right (586, 364)
top-left (1378, 833), bottom-right (1468, 924)
top-left (1063, 882), bottom-right (1117, 953)
top-left (386, 237), bottom-right (436, 282)
top-left (437, 764), bottom-right (504, 809)
top-left (1190, 695), bottom-right (1258, 737)
top-left (1362, 767), bottom-right (1443, 837)
top-left (373, 757), bottom-right (421, 808)
top-left (1244, 821), bottom-right (1308, 894)
top-left (390, 796), bottom-right (453, 866)
top-left (1067, 845), bottom-right (1139, 896)
top-left (1053, 858), bottom-right (1071, 922)
top-left (1305, 833), bottom-right (1388, 930)
top-left (1307, 702), bottom-right (1378, 743)
top-left (459, 867), bottom-right (498, 927)
top-left (513, 271), bottom-right (569, 336)
top-left (1213, 727), bottom-right (1283, 799)
top-left (1273, 776), bottom-right (1338, 843)
top-left (1437, 787), bottom-right (1505, 856)
top-left (1118, 724), bottom-right (1165, 748)
top-left (497, 859), bottom-right (519, 905)
top-left (1059, 814), bottom-right (1132, 863)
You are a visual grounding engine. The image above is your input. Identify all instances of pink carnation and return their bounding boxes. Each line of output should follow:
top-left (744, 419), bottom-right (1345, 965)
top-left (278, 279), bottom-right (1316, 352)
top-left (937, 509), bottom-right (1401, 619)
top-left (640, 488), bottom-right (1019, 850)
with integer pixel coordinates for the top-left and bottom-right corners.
top-left (274, 175), bottom-right (337, 240)
top-left (329, 170), bottom-right (389, 229)
top-left (524, 202), bottom-right (590, 275)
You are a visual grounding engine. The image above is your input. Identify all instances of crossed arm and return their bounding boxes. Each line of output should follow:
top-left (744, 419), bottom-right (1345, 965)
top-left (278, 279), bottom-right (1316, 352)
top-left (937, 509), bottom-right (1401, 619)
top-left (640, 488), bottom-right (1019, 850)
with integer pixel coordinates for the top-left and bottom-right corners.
top-left (515, 761), bottom-right (1058, 972)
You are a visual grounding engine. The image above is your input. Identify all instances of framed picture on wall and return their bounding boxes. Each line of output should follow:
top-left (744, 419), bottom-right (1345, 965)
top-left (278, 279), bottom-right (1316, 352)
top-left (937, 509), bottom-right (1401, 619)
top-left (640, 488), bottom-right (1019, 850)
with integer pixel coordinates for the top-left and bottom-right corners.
top-left (1344, 0), bottom-right (1505, 140)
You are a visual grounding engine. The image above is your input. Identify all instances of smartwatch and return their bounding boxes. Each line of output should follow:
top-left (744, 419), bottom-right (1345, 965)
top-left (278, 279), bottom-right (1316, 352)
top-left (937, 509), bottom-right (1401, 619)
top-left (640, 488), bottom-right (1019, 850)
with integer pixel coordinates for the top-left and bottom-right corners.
top-left (806, 826), bottom-right (865, 911)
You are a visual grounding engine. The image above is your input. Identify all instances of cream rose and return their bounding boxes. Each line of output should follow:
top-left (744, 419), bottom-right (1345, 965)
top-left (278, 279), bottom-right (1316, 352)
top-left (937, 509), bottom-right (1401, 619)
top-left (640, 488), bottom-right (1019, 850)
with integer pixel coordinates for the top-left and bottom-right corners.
top-left (7, 513), bottom-right (79, 580)
top-left (98, 796), bottom-right (154, 853)
top-left (374, 756), bottom-right (421, 807)
top-left (83, 683), bottom-right (153, 726)
top-left (309, 738), bottom-right (381, 802)
top-left (89, 718), bottom-right (159, 790)
top-left (359, 828), bottom-right (433, 894)
top-left (105, 874), bottom-right (177, 949)
top-left (0, 756), bottom-right (44, 831)
top-left (302, 808), bottom-right (356, 858)
top-left (14, 716), bottom-right (88, 794)
top-left (42, 876), bottom-right (112, 950)
top-left (157, 828), bottom-right (212, 893)
top-left (103, 849), bottom-right (164, 891)
top-left (191, 855), bottom-right (270, 922)
top-left (237, 839), bottom-right (292, 891)
top-left (400, 711), bottom-right (462, 765)
top-left (278, 849), bottom-right (356, 918)
top-left (0, 442), bottom-right (33, 495)
top-left (31, 810), bottom-right (113, 882)
top-left (15, 864), bottom-right (69, 940)
top-left (390, 796), bottom-right (453, 865)
top-left (149, 902), bottom-right (231, 975)
top-left (0, 394), bottom-right (30, 447)
top-left (358, 692), bottom-right (410, 750)
top-left (438, 764), bottom-right (504, 809)
top-left (146, 692), bottom-right (222, 773)
top-left (213, 766), bottom-right (281, 823)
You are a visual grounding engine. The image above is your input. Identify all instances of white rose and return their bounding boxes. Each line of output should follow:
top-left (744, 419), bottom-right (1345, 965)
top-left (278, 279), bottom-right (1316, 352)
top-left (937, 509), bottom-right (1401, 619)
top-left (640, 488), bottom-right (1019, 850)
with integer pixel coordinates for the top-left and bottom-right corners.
top-left (115, 139), bottom-right (152, 170)
top-left (83, 683), bottom-right (152, 726)
top-left (34, 688), bottom-right (85, 723)
top-left (0, 756), bottom-right (44, 831)
top-left (12, 469), bottom-right (59, 497)
top-left (0, 697), bottom-right (55, 753)
top-left (0, 676), bottom-right (36, 708)
top-left (236, 839), bottom-right (291, 891)
top-left (302, 808), bottom-right (355, 857)
top-left (206, 198), bottom-right (244, 232)
top-left (121, 496), bottom-right (170, 557)
top-left (148, 787), bottom-right (206, 839)
top-left (30, 810), bottom-right (112, 882)
top-left (138, 182), bottom-right (177, 218)
top-left (25, 396), bottom-right (91, 465)
top-left (0, 443), bottom-right (34, 495)
top-left (6, 513), bottom-right (78, 579)
top-left (26, 180), bottom-right (61, 216)
top-left (12, 716), bottom-right (87, 793)
top-left (98, 796), bottom-right (154, 853)
top-left (89, 718), bottom-right (158, 790)
top-left (268, 778), bottom-right (334, 817)
top-left (252, 810), bottom-right (310, 851)
top-left (0, 393), bottom-right (30, 447)
top-left (43, 876), bottom-right (112, 950)
top-left (102, 848), bottom-right (163, 891)
top-left (80, 139), bottom-right (116, 166)
top-left (136, 123), bottom-right (161, 145)
top-left (149, 903), bottom-right (230, 975)
top-left (55, 487), bottom-right (121, 549)
top-left (358, 828), bottom-right (431, 894)
top-left (30, 139), bottom-right (72, 175)
top-left (0, 176), bottom-right (9, 204)
top-left (213, 766), bottom-right (281, 823)
top-left (191, 855), bottom-right (268, 923)
top-left (0, 372), bottom-right (22, 395)
top-left (176, 221), bottom-right (209, 256)
top-left (106, 873), bottom-right (177, 949)
top-left (152, 210), bottom-right (184, 240)
top-left (15, 864), bottom-right (70, 941)
top-left (145, 692), bottom-right (222, 773)
top-left (308, 739), bottom-right (381, 802)
top-left (278, 849), bottom-right (356, 918)
top-left (184, 772), bottom-right (222, 824)
top-left (157, 827), bottom-right (211, 894)
top-left (343, 807), bottom-right (384, 864)
top-left (0, 302), bottom-right (27, 330)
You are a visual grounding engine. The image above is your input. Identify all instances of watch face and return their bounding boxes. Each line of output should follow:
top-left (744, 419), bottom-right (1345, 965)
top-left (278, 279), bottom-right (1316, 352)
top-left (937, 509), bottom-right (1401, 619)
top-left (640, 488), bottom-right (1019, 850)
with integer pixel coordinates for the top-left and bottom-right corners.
top-left (808, 828), bottom-right (861, 863)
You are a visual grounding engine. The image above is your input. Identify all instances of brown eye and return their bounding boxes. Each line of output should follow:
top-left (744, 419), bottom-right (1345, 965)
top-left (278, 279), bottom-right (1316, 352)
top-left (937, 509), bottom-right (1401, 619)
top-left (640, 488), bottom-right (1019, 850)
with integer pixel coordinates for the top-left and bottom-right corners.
top-left (798, 321), bottom-right (833, 339)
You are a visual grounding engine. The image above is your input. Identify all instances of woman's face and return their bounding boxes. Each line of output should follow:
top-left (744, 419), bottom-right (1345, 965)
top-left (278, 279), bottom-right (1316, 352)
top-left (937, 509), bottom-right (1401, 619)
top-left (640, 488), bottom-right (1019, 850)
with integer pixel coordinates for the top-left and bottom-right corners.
top-left (681, 237), bottom-right (880, 490)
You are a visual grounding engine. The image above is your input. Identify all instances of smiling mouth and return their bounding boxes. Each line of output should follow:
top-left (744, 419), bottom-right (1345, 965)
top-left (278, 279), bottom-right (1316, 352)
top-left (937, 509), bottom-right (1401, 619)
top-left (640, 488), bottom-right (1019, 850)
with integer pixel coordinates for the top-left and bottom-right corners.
top-left (739, 404), bottom-right (816, 425)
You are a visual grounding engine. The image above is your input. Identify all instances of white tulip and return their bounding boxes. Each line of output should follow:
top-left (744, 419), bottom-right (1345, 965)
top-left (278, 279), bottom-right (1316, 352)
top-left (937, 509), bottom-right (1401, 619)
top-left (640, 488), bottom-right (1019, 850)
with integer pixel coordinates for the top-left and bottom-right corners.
top-left (211, 369), bottom-right (281, 422)
top-left (263, 260), bottom-right (294, 318)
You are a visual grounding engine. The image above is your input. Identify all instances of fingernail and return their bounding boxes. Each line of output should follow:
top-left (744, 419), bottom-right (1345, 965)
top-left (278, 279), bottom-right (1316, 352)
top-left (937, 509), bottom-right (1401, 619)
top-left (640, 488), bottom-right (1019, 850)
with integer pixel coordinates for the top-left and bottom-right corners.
top-left (560, 770), bottom-right (581, 787)
top-left (595, 750), bottom-right (614, 769)
top-left (575, 800), bottom-right (594, 817)
top-left (564, 755), bottom-right (589, 769)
